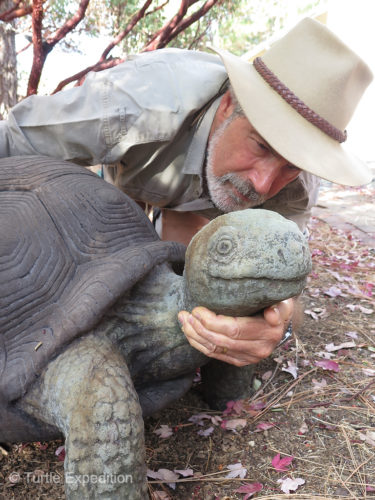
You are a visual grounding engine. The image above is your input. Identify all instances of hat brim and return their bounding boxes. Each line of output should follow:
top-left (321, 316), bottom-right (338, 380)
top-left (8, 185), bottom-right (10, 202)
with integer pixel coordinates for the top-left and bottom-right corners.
top-left (213, 48), bottom-right (372, 186)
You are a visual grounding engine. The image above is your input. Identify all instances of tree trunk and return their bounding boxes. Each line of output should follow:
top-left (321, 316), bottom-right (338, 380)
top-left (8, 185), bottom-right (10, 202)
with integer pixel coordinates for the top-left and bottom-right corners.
top-left (0, 10), bottom-right (17, 118)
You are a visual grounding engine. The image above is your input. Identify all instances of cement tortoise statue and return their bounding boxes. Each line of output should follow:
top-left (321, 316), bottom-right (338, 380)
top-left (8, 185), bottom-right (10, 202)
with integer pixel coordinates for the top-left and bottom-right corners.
top-left (0, 156), bottom-right (311, 499)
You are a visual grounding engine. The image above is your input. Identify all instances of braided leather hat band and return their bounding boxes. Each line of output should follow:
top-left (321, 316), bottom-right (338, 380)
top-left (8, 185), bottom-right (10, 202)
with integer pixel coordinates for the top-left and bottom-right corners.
top-left (253, 57), bottom-right (347, 143)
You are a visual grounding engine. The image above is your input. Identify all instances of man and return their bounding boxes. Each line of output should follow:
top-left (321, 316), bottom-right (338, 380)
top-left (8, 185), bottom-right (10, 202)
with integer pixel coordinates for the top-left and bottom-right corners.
top-left (0, 18), bottom-right (373, 370)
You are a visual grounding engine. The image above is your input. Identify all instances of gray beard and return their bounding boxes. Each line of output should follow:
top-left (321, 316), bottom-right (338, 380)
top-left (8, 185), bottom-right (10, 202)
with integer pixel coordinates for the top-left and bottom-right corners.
top-left (205, 117), bottom-right (266, 213)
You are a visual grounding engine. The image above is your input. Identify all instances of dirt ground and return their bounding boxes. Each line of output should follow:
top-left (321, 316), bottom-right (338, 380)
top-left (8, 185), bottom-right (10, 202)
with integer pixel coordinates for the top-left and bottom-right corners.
top-left (1, 184), bottom-right (374, 500)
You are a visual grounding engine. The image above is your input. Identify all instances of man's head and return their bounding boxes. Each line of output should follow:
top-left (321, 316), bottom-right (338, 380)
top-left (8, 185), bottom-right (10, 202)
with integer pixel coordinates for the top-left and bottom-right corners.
top-left (207, 17), bottom-right (373, 206)
top-left (206, 88), bottom-right (301, 212)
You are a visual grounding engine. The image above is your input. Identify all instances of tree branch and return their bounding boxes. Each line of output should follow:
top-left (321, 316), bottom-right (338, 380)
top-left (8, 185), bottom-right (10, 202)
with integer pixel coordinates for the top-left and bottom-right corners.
top-left (145, 0), bottom-right (169, 18)
top-left (44, 0), bottom-right (90, 50)
top-left (169, 0), bottom-right (219, 41)
top-left (99, 0), bottom-right (153, 62)
top-left (143, 0), bottom-right (194, 51)
top-left (0, 0), bottom-right (33, 22)
top-left (52, 57), bottom-right (125, 94)
top-left (27, 0), bottom-right (45, 95)
top-left (52, 0), bottom-right (154, 93)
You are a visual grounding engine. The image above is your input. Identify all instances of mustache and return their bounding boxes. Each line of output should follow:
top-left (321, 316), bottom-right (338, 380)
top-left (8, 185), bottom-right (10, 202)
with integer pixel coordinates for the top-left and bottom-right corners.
top-left (217, 173), bottom-right (266, 204)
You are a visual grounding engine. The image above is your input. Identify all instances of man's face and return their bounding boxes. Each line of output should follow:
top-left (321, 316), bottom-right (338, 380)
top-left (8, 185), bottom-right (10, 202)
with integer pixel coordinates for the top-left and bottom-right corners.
top-left (206, 93), bottom-right (301, 213)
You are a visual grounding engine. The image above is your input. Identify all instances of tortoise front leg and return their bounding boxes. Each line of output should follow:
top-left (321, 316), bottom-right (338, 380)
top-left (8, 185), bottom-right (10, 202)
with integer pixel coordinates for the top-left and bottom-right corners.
top-left (201, 361), bottom-right (255, 410)
top-left (20, 334), bottom-right (147, 499)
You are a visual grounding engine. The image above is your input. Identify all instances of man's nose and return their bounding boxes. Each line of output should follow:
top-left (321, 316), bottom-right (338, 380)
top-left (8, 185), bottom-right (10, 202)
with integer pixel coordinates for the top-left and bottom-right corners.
top-left (245, 160), bottom-right (284, 195)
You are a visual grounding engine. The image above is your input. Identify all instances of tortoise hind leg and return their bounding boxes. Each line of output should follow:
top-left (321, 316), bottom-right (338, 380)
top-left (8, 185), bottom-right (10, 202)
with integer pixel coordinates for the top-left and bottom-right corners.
top-left (20, 334), bottom-right (147, 499)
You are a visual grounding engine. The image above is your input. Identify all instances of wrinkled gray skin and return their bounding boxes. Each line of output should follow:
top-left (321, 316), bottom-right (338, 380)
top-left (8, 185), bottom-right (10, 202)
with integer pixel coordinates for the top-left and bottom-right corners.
top-left (1, 158), bottom-right (311, 499)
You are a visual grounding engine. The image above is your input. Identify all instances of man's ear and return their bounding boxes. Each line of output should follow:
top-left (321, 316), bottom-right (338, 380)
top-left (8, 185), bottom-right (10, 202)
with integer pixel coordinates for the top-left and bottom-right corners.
top-left (210, 91), bottom-right (235, 132)
top-left (216, 90), bottom-right (235, 121)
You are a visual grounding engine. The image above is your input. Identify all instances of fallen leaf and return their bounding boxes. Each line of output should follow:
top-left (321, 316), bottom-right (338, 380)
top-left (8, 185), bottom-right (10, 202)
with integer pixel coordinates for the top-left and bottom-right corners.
top-left (281, 360), bottom-right (298, 379)
top-left (304, 309), bottom-right (320, 320)
top-left (223, 400), bottom-right (244, 415)
top-left (314, 360), bottom-right (340, 372)
top-left (262, 370), bottom-right (273, 381)
top-left (226, 462), bottom-right (247, 479)
top-left (55, 445), bottom-right (65, 462)
top-left (174, 468), bottom-right (194, 477)
top-left (221, 418), bottom-right (247, 432)
top-left (154, 425), bottom-right (173, 438)
top-left (345, 331), bottom-right (358, 339)
top-left (252, 377), bottom-right (262, 391)
top-left (151, 491), bottom-right (172, 500)
top-left (36, 442), bottom-right (48, 450)
top-left (324, 285), bottom-right (344, 297)
top-left (312, 378), bottom-right (327, 393)
top-left (255, 422), bottom-right (276, 432)
top-left (248, 400), bottom-right (267, 411)
top-left (211, 415), bottom-right (222, 425)
top-left (327, 270), bottom-right (345, 282)
top-left (235, 482), bottom-right (263, 499)
top-left (147, 468), bottom-right (179, 489)
top-left (198, 426), bottom-right (214, 437)
top-left (277, 477), bottom-right (305, 493)
top-left (359, 431), bottom-right (375, 447)
top-left (298, 421), bottom-right (309, 434)
top-left (346, 304), bottom-right (374, 314)
top-left (362, 368), bottom-right (375, 377)
top-left (188, 413), bottom-right (211, 426)
top-left (325, 341), bottom-right (356, 352)
top-left (271, 453), bottom-right (294, 472)
top-left (304, 308), bottom-right (327, 320)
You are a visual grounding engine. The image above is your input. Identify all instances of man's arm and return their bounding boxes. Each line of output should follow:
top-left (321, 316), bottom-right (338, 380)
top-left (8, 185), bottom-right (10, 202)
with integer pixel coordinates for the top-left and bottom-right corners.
top-left (0, 80), bottom-right (111, 163)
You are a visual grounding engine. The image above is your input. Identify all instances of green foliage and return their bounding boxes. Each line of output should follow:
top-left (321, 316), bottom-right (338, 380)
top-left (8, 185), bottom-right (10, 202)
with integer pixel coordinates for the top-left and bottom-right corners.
top-left (211, 0), bottom-right (326, 56)
top-left (13, 0), bottom-right (327, 58)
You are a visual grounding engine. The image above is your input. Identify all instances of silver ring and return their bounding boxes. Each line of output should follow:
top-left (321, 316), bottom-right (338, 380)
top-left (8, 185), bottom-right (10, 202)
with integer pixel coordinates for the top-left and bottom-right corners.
top-left (278, 321), bottom-right (293, 347)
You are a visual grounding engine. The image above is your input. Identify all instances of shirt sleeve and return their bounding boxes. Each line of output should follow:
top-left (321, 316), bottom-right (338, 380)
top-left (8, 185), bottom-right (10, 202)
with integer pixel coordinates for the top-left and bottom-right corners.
top-left (0, 70), bottom-right (129, 165)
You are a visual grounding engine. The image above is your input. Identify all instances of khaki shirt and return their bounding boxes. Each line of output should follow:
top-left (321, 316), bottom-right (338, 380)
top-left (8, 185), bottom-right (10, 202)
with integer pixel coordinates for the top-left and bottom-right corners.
top-left (0, 48), bottom-right (319, 229)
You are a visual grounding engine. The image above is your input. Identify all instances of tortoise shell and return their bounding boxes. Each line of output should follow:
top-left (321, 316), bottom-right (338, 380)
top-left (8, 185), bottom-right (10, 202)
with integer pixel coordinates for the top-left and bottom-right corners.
top-left (0, 156), bottom-right (185, 403)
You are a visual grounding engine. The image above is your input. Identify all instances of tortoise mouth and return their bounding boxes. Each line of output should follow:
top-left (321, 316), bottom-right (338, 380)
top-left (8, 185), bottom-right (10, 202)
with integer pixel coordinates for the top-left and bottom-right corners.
top-left (208, 274), bottom-right (308, 284)
top-left (187, 275), bottom-right (307, 316)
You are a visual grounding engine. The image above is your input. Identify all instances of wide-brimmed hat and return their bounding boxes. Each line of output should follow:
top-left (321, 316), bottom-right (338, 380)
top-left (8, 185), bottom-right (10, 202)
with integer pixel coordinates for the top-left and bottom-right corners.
top-left (212, 18), bottom-right (373, 186)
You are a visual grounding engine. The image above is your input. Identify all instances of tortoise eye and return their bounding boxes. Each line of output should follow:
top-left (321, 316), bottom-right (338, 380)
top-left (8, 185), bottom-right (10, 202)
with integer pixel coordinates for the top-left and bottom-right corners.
top-left (216, 238), bottom-right (234, 255)
top-left (209, 231), bottom-right (238, 264)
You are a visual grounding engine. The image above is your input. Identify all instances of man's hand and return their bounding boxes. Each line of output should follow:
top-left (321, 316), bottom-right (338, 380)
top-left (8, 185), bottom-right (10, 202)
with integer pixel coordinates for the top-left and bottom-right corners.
top-left (178, 299), bottom-right (294, 367)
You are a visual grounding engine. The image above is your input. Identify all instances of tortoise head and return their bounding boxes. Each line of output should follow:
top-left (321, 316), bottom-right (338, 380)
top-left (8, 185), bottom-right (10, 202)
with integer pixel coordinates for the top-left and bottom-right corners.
top-left (183, 209), bottom-right (312, 316)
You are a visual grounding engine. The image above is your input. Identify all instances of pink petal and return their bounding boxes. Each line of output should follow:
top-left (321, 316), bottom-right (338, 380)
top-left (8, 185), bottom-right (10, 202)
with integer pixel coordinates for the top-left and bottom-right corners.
top-left (248, 400), bottom-right (266, 411)
top-left (55, 445), bottom-right (65, 461)
top-left (271, 453), bottom-right (294, 471)
top-left (174, 468), bottom-right (194, 477)
top-left (255, 422), bottom-right (276, 432)
top-left (235, 482), bottom-right (263, 498)
top-left (222, 418), bottom-right (247, 432)
top-left (314, 360), bottom-right (340, 372)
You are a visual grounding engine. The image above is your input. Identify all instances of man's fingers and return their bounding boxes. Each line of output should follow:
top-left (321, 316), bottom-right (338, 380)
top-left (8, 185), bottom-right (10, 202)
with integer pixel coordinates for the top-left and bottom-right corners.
top-left (178, 309), bottom-right (278, 363)
top-left (190, 306), bottom-right (265, 340)
top-left (264, 299), bottom-right (294, 327)
top-left (184, 334), bottom-right (249, 367)
top-left (178, 300), bottom-right (296, 367)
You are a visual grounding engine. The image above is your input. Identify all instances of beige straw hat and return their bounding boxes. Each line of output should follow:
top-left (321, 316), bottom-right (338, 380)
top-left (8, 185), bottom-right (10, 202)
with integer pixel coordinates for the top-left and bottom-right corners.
top-left (212, 17), bottom-right (373, 186)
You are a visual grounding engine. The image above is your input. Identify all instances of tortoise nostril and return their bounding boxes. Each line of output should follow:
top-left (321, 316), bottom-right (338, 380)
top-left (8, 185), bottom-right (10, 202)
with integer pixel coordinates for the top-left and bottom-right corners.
top-left (277, 248), bottom-right (287, 265)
